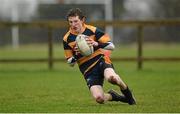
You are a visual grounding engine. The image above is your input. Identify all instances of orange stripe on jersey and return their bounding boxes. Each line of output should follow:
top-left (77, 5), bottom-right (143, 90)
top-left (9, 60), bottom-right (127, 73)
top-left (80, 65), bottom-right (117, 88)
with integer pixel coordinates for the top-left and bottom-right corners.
top-left (103, 55), bottom-right (112, 64)
top-left (98, 33), bottom-right (110, 43)
top-left (89, 35), bottom-right (96, 41)
top-left (83, 59), bottom-right (99, 75)
top-left (64, 50), bottom-right (73, 59)
top-left (69, 42), bottom-right (76, 49)
top-left (63, 31), bottom-right (71, 42)
top-left (77, 49), bottom-right (104, 65)
top-left (85, 24), bottom-right (96, 33)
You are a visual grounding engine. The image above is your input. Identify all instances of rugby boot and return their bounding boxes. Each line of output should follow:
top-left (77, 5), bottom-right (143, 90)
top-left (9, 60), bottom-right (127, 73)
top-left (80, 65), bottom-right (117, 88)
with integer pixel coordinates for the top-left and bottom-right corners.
top-left (121, 87), bottom-right (136, 105)
top-left (108, 89), bottom-right (128, 103)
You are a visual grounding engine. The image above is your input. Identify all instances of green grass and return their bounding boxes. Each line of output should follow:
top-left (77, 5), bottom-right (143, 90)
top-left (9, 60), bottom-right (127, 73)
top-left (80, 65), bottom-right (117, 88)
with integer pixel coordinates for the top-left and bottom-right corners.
top-left (1, 43), bottom-right (180, 59)
top-left (0, 43), bottom-right (180, 113)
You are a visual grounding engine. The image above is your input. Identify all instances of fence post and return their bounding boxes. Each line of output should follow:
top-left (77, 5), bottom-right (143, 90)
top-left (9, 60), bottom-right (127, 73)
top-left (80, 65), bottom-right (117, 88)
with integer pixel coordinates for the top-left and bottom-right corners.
top-left (137, 25), bottom-right (143, 70)
top-left (48, 26), bottom-right (53, 69)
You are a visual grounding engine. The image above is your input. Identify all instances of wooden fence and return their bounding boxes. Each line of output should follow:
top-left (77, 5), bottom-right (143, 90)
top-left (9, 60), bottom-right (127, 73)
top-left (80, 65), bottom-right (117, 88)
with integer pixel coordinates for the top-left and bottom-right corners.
top-left (0, 19), bottom-right (180, 69)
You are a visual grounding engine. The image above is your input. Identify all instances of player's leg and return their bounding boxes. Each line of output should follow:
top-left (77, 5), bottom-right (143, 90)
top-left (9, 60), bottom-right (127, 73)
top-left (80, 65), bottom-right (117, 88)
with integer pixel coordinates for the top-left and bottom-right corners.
top-left (104, 68), bottom-right (127, 89)
top-left (85, 64), bottom-right (108, 104)
top-left (104, 68), bottom-right (136, 105)
top-left (90, 85), bottom-right (109, 103)
top-left (90, 85), bottom-right (127, 103)
top-left (87, 70), bottom-right (128, 103)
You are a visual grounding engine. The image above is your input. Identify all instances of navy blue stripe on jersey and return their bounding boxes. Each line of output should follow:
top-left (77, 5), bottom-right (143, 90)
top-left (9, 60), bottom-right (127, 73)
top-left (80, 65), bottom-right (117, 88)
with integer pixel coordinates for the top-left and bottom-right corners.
top-left (98, 42), bottom-right (109, 48)
top-left (63, 40), bottom-right (71, 49)
top-left (67, 33), bottom-right (77, 43)
top-left (95, 28), bottom-right (105, 40)
top-left (83, 28), bottom-right (95, 36)
top-left (79, 54), bottom-right (103, 74)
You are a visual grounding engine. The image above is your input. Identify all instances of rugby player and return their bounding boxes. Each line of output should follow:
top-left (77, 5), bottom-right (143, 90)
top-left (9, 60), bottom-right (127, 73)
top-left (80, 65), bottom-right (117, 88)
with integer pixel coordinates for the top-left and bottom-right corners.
top-left (63, 8), bottom-right (136, 105)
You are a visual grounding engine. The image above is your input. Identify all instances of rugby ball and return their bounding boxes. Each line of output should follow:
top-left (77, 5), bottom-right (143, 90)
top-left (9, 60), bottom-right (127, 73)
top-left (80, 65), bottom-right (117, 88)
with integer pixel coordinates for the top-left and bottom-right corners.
top-left (76, 34), bottom-right (94, 56)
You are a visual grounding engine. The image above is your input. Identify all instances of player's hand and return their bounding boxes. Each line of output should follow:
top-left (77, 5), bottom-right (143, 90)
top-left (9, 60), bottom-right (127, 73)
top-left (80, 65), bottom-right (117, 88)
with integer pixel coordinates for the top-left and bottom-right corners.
top-left (85, 38), bottom-right (98, 47)
top-left (73, 44), bottom-right (81, 55)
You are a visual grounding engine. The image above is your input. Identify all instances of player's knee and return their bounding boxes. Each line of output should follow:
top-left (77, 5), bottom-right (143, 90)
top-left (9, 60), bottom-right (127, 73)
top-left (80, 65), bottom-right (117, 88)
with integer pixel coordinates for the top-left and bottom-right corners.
top-left (108, 75), bottom-right (118, 84)
top-left (95, 95), bottom-right (104, 104)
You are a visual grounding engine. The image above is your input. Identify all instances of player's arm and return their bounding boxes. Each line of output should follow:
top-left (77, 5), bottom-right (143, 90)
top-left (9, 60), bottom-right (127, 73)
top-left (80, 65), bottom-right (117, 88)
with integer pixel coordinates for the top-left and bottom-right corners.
top-left (63, 40), bottom-right (77, 67)
top-left (97, 41), bottom-right (115, 50)
top-left (67, 56), bottom-right (76, 67)
top-left (87, 28), bottom-right (115, 51)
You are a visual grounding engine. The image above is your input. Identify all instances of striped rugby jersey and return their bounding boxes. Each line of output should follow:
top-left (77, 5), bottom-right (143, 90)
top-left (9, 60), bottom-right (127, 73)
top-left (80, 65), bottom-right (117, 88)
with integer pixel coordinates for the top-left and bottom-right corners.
top-left (63, 24), bottom-right (112, 75)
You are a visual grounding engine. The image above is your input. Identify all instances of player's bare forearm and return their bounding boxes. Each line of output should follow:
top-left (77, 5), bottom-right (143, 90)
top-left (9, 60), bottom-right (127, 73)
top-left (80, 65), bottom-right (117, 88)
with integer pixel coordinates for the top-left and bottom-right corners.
top-left (67, 56), bottom-right (76, 67)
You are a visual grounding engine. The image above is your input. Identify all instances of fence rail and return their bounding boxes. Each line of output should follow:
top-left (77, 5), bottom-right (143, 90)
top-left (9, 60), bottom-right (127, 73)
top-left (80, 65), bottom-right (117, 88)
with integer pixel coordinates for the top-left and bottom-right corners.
top-left (1, 19), bottom-right (180, 27)
top-left (1, 19), bottom-right (180, 69)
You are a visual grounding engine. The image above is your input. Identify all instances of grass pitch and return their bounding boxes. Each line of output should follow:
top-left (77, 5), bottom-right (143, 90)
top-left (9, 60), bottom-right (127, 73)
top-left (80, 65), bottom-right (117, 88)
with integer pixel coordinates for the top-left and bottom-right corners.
top-left (0, 44), bottom-right (180, 113)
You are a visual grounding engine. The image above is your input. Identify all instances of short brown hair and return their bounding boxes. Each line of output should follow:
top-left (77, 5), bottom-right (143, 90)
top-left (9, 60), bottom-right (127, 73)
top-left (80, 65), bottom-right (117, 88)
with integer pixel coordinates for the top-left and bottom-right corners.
top-left (66, 8), bottom-right (85, 21)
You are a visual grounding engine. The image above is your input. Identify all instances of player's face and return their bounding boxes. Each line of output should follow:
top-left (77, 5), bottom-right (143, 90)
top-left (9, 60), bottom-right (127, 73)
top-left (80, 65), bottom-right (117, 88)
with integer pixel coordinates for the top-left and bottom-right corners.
top-left (68, 16), bottom-right (84, 34)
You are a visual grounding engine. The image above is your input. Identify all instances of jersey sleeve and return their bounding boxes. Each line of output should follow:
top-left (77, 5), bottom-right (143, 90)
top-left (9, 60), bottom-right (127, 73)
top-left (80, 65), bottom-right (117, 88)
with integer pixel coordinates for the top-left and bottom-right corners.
top-left (95, 28), bottom-right (110, 43)
top-left (95, 28), bottom-right (114, 49)
top-left (63, 40), bottom-right (73, 59)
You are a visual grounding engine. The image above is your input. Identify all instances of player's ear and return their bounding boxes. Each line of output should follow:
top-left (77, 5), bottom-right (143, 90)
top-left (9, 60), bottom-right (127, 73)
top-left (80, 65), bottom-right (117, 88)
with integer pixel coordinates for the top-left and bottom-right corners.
top-left (82, 17), bottom-right (85, 23)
